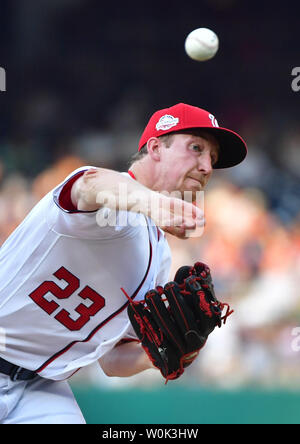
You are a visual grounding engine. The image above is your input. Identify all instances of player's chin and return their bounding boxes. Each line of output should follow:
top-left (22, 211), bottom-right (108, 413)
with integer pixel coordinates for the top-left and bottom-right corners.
top-left (182, 181), bottom-right (203, 201)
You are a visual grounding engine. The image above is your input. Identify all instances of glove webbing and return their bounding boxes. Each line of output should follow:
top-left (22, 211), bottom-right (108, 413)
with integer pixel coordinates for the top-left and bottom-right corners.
top-left (177, 276), bottom-right (234, 326)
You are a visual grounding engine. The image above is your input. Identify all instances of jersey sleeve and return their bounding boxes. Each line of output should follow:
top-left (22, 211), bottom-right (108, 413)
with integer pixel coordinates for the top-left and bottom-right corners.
top-left (53, 166), bottom-right (94, 213)
top-left (48, 166), bottom-right (147, 240)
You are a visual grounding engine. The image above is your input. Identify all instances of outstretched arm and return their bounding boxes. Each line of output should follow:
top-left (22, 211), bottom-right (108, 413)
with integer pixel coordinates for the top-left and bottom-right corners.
top-left (98, 340), bottom-right (156, 377)
top-left (71, 167), bottom-right (204, 238)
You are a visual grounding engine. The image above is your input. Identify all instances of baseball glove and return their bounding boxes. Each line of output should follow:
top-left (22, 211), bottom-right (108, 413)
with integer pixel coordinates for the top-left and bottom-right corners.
top-left (126, 262), bottom-right (233, 382)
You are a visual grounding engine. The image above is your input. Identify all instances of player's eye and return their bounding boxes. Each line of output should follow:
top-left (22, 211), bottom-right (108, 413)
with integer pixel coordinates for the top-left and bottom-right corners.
top-left (190, 144), bottom-right (202, 152)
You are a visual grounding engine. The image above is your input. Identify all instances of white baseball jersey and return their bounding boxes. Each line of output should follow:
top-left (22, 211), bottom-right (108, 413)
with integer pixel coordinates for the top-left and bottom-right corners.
top-left (0, 167), bottom-right (171, 381)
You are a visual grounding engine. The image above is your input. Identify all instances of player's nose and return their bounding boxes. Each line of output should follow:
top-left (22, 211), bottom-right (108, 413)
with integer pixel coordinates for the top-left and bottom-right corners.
top-left (197, 151), bottom-right (213, 175)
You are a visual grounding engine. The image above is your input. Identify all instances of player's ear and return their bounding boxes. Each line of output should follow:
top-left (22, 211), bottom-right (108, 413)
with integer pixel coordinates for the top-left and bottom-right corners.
top-left (146, 137), bottom-right (161, 161)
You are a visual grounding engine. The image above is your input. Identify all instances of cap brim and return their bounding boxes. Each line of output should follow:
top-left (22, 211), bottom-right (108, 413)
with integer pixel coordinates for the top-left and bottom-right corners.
top-left (202, 127), bottom-right (247, 169)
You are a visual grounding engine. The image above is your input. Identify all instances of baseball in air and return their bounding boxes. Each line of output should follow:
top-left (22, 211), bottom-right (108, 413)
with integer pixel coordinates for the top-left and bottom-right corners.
top-left (184, 28), bottom-right (219, 61)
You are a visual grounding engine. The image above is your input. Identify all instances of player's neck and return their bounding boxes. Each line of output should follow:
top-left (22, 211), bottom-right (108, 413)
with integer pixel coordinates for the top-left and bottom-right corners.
top-left (129, 159), bottom-right (160, 191)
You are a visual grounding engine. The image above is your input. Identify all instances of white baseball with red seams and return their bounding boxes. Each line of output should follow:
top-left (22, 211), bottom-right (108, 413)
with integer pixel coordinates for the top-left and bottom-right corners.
top-left (185, 28), bottom-right (219, 61)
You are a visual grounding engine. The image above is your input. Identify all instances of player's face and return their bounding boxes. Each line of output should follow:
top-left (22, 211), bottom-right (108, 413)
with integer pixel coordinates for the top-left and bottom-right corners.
top-left (158, 131), bottom-right (219, 199)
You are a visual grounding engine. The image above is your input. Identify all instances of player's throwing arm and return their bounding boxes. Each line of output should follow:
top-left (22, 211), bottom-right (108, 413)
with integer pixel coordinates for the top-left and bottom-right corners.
top-left (71, 168), bottom-right (205, 238)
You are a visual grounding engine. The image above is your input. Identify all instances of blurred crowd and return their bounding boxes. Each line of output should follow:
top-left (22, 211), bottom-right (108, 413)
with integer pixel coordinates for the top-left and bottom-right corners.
top-left (0, 112), bottom-right (299, 390)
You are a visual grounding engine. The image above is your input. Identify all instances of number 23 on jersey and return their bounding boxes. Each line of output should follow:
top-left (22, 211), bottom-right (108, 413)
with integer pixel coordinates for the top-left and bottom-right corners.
top-left (29, 267), bottom-right (105, 331)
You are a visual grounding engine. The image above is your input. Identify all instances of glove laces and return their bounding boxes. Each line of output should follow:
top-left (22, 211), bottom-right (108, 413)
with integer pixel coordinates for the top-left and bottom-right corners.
top-left (211, 301), bottom-right (234, 325)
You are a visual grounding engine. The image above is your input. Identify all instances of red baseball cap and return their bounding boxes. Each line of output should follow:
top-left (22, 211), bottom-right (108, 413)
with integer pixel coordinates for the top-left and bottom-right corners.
top-left (138, 103), bottom-right (247, 169)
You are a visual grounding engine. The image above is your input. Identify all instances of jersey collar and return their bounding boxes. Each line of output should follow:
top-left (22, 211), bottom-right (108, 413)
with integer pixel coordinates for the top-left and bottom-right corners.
top-left (127, 170), bottom-right (137, 181)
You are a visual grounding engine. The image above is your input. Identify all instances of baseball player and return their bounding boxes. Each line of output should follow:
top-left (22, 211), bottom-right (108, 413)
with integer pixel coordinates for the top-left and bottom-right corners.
top-left (0, 103), bottom-right (247, 424)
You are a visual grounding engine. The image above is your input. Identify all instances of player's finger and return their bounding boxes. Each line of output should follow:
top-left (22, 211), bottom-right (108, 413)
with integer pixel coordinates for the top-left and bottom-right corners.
top-left (144, 289), bottom-right (185, 354)
top-left (183, 275), bottom-right (217, 320)
top-left (182, 224), bottom-right (205, 239)
top-left (127, 302), bottom-right (161, 346)
top-left (173, 265), bottom-right (192, 284)
top-left (184, 201), bottom-right (204, 223)
top-left (160, 225), bottom-right (188, 239)
top-left (163, 282), bottom-right (199, 337)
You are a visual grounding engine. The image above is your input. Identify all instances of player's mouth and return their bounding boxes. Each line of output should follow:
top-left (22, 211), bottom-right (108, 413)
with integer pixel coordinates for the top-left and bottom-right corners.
top-left (186, 176), bottom-right (205, 188)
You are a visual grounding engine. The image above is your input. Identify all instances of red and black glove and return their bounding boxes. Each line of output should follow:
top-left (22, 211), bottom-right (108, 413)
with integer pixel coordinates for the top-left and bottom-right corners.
top-left (174, 261), bottom-right (233, 336)
top-left (127, 262), bottom-right (233, 382)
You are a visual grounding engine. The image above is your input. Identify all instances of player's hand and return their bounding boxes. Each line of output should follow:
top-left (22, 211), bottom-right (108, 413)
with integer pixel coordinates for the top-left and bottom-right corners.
top-left (153, 194), bottom-right (205, 239)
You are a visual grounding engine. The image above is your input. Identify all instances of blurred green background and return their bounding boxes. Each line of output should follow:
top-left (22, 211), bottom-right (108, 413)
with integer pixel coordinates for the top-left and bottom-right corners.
top-left (72, 384), bottom-right (300, 424)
